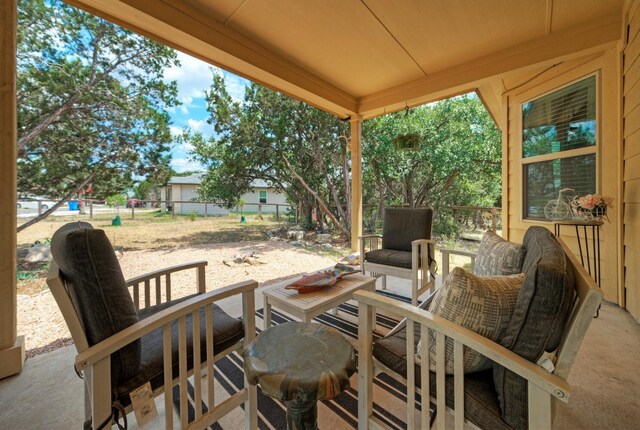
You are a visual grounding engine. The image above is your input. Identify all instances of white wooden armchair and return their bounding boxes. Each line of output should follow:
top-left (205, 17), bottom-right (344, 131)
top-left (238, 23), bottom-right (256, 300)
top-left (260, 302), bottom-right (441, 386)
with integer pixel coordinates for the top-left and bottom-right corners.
top-left (360, 208), bottom-right (436, 305)
top-left (356, 227), bottom-right (603, 430)
top-left (47, 222), bottom-right (258, 429)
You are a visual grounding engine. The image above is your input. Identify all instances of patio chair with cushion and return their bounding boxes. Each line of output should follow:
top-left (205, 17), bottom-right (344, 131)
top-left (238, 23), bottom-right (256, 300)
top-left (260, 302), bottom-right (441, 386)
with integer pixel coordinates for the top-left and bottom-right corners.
top-left (47, 221), bottom-right (258, 429)
top-left (360, 208), bottom-right (437, 305)
top-left (356, 226), bottom-right (603, 430)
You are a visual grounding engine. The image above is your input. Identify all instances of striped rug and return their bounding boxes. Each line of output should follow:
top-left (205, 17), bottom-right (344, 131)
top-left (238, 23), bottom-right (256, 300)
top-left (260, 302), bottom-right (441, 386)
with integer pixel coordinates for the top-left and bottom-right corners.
top-left (175, 292), bottom-right (435, 429)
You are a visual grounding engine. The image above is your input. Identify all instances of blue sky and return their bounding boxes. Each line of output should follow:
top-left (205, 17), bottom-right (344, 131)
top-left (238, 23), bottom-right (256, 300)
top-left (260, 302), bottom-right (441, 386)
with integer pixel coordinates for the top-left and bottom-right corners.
top-left (163, 52), bottom-right (249, 172)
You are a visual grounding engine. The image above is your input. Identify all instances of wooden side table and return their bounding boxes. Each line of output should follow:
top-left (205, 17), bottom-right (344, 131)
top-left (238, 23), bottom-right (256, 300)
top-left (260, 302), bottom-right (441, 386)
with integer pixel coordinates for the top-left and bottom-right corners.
top-left (553, 220), bottom-right (603, 287)
top-left (242, 322), bottom-right (356, 430)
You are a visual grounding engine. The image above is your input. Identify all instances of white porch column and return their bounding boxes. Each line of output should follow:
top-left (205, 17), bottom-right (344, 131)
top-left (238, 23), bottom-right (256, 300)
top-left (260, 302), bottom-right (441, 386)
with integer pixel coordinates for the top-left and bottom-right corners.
top-left (0, 0), bottom-right (24, 379)
top-left (350, 116), bottom-right (363, 252)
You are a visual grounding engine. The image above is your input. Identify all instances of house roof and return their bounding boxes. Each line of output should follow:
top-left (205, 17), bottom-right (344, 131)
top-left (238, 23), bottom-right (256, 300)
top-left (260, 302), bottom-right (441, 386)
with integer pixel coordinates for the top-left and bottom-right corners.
top-left (168, 173), bottom-right (272, 188)
top-left (168, 173), bottom-right (203, 185)
top-left (66, 0), bottom-right (623, 122)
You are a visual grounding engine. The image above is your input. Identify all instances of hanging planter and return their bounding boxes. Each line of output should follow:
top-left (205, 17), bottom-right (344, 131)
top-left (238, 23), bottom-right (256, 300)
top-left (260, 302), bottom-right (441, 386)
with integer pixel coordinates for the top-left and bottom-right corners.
top-left (392, 133), bottom-right (422, 150)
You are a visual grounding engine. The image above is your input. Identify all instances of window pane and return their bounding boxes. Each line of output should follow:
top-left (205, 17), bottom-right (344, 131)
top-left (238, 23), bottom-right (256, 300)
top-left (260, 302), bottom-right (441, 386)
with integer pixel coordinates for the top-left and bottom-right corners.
top-left (522, 76), bottom-right (596, 158)
top-left (259, 190), bottom-right (267, 204)
top-left (524, 154), bottom-right (595, 219)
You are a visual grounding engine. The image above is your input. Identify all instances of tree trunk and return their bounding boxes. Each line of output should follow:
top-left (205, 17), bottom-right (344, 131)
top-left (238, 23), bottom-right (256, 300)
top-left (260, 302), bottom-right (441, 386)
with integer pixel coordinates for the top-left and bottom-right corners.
top-left (17, 174), bottom-right (95, 233)
top-left (283, 157), bottom-right (350, 240)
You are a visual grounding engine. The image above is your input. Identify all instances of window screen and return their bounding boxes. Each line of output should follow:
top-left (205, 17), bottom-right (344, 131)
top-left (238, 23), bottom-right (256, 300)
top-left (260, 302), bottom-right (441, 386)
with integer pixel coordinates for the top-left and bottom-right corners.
top-left (522, 76), bottom-right (597, 220)
top-left (523, 76), bottom-right (596, 157)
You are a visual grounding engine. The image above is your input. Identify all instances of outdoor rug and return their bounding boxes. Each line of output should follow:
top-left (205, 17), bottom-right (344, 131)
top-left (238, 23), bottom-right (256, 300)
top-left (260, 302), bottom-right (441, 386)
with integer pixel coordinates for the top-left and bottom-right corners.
top-left (174, 292), bottom-right (434, 429)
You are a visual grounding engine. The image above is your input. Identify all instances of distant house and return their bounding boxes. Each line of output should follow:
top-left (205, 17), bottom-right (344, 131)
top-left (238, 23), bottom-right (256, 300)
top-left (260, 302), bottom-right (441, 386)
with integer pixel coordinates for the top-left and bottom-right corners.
top-left (162, 173), bottom-right (289, 215)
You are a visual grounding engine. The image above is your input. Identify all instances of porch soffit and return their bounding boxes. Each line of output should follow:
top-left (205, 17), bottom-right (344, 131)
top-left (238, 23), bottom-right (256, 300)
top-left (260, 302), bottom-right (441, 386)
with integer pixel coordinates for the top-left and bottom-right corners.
top-left (64, 0), bottom-right (623, 120)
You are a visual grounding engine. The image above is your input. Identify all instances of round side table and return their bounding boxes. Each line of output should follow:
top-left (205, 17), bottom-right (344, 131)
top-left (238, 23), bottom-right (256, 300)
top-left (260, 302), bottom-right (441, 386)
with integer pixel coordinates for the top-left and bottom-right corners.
top-left (242, 322), bottom-right (356, 430)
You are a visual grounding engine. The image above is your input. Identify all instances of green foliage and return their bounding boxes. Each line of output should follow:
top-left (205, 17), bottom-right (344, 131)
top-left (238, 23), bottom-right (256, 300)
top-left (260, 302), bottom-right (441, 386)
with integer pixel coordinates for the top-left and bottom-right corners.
top-left (16, 0), bottom-right (178, 202)
top-left (188, 211), bottom-right (198, 221)
top-left (189, 74), bottom-right (351, 233)
top-left (362, 94), bottom-right (502, 237)
top-left (188, 73), bottom-right (500, 239)
top-left (106, 194), bottom-right (127, 208)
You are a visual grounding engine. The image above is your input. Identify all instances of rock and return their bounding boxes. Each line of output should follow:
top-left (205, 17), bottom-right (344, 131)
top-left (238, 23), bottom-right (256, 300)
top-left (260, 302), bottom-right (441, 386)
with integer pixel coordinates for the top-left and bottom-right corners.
top-left (288, 230), bottom-right (304, 240)
top-left (322, 243), bottom-right (333, 249)
top-left (316, 233), bottom-right (332, 244)
top-left (341, 252), bottom-right (360, 265)
top-left (269, 236), bottom-right (282, 242)
top-left (25, 243), bottom-right (52, 263)
top-left (290, 240), bottom-right (312, 247)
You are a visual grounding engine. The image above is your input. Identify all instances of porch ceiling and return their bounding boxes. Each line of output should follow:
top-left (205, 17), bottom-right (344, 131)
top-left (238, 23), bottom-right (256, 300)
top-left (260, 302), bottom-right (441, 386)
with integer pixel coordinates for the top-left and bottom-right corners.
top-left (65, 0), bottom-right (622, 120)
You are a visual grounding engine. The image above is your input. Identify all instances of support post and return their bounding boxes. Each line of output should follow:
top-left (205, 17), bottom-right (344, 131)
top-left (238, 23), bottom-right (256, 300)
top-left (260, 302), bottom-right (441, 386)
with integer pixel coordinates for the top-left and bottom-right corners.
top-left (0, 0), bottom-right (24, 379)
top-left (349, 116), bottom-right (363, 252)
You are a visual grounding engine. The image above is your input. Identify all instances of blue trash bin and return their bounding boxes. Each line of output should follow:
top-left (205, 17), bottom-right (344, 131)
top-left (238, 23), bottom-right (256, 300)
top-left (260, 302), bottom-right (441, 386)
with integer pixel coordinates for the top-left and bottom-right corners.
top-left (68, 200), bottom-right (79, 211)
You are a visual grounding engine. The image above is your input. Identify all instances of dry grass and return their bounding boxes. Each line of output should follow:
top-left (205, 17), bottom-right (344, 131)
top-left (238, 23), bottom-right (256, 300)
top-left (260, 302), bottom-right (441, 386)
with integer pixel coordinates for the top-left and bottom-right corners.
top-left (16, 212), bottom-right (353, 353)
top-left (17, 211), bottom-right (285, 251)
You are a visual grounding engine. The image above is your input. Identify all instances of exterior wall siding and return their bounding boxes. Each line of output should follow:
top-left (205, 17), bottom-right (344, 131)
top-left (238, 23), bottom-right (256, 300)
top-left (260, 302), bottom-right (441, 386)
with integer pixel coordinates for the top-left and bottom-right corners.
top-left (169, 184), bottom-right (290, 215)
top-left (504, 52), bottom-right (622, 303)
top-left (623, 0), bottom-right (640, 319)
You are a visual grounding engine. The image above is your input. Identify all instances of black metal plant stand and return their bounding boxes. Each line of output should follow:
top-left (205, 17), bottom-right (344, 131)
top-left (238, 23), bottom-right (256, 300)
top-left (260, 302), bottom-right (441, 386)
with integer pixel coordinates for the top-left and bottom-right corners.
top-left (554, 220), bottom-right (603, 317)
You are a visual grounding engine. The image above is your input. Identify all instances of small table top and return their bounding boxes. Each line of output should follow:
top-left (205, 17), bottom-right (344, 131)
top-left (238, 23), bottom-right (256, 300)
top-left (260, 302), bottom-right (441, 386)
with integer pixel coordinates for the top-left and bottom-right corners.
top-left (263, 272), bottom-right (375, 312)
top-left (242, 322), bottom-right (356, 402)
top-left (553, 220), bottom-right (604, 226)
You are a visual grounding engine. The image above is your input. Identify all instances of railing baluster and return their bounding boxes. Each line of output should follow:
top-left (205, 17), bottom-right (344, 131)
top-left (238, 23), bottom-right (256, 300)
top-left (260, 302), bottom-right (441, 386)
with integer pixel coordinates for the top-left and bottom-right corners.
top-left (163, 324), bottom-right (173, 430)
top-left (193, 310), bottom-right (202, 420)
top-left (133, 284), bottom-right (140, 310)
top-left (144, 280), bottom-right (151, 308)
top-left (155, 276), bottom-right (161, 305)
top-left (178, 316), bottom-right (188, 428)
top-left (436, 332), bottom-right (446, 430)
top-left (206, 303), bottom-right (215, 409)
top-left (166, 274), bottom-right (171, 302)
top-left (454, 340), bottom-right (465, 430)
top-left (406, 320), bottom-right (416, 429)
top-left (420, 324), bottom-right (430, 430)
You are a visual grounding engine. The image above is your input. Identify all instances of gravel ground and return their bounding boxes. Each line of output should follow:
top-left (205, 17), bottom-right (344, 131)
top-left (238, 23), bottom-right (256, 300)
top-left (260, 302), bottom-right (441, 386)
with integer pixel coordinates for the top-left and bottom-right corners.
top-left (18, 240), bottom-right (338, 357)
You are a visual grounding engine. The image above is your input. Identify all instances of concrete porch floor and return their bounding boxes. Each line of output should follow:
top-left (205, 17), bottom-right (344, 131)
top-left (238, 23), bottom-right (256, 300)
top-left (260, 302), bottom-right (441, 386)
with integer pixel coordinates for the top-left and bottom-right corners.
top-left (1, 277), bottom-right (639, 429)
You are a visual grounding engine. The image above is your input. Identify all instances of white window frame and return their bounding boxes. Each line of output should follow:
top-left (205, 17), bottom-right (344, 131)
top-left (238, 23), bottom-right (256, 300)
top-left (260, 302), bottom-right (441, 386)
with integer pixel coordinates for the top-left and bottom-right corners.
top-left (259, 190), bottom-right (267, 204)
top-left (520, 72), bottom-right (600, 221)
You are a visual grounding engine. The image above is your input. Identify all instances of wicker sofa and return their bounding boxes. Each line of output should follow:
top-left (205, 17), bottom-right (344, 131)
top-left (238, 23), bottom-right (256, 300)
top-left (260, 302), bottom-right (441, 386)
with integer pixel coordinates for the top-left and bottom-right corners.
top-left (355, 226), bottom-right (602, 430)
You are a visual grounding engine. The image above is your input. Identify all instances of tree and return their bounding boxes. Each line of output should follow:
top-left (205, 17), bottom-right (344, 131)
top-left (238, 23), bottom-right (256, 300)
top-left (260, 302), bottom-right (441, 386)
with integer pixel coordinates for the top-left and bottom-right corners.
top-left (190, 74), bottom-right (352, 238)
top-left (362, 95), bottom-right (502, 236)
top-left (16, 0), bottom-right (179, 231)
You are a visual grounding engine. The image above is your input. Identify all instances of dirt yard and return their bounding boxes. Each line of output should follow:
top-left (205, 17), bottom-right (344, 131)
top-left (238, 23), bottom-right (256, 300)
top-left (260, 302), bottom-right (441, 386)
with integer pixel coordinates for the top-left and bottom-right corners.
top-left (17, 212), bottom-right (350, 356)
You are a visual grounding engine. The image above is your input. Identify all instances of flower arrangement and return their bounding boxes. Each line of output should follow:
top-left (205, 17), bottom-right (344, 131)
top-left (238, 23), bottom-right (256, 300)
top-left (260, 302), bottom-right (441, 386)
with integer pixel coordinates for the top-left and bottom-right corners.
top-left (571, 194), bottom-right (613, 222)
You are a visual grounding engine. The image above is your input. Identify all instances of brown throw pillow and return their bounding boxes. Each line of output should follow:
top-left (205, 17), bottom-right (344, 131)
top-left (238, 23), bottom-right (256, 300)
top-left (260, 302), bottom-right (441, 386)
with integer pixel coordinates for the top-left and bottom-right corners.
top-left (474, 230), bottom-right (526, 276)
top-left (417, 267), bottom-right (523, 374)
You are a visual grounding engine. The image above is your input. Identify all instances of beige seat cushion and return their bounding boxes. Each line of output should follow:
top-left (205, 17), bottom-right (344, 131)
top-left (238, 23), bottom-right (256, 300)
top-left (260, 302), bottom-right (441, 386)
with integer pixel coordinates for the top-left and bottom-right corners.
top-left (418, 268), bottom-right (523, 374)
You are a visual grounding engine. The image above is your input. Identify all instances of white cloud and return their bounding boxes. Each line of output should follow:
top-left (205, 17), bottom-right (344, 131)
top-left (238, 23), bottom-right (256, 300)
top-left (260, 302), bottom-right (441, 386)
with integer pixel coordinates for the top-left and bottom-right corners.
top-left (164, 53), bottom-right (213, 100)
top-left (221, 71), bottom-right (249, 102)
top-left (171, 158), bottom-right (203, 173)
top-left (169, 126), bottom-right (184, 137)
top-left (179, 142), bottom-right (194, 152)
top-left (164, 51), bottom-right (250, 106)
top-left (187, 119), bottom-right (205, 131)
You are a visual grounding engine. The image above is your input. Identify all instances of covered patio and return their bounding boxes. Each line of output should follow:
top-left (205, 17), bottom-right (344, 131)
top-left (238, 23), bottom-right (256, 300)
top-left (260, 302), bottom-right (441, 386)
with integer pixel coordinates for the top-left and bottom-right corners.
top-left (1, 0), bottom-right (639, 428)
top-left (1, 278), bottom-right (639, 429)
